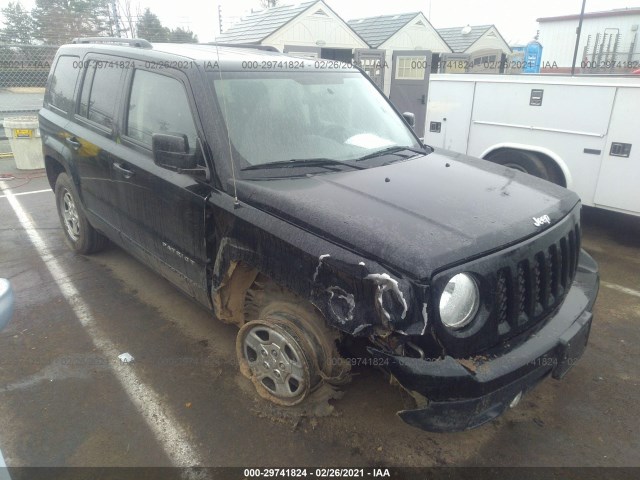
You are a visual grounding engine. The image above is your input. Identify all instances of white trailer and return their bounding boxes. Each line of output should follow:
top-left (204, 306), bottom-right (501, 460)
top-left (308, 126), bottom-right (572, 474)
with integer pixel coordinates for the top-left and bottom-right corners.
top-left (423, 74), bottom-right (640, 216)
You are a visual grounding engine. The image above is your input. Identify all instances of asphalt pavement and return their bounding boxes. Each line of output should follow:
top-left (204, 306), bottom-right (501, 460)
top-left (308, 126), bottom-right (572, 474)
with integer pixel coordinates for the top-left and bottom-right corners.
top-left (0, 155), bottom-right (639, 469)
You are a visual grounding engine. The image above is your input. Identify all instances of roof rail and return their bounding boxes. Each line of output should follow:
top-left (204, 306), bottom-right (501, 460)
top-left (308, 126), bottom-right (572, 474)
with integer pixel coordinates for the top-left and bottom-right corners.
top-left (205, 42), bottom-right (279, 52)
top-left (71, 37), bottom-right (152, 48)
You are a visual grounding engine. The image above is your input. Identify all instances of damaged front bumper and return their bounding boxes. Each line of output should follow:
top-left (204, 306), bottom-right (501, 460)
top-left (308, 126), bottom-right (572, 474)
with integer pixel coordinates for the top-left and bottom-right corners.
top-left (370, 249), bottom-right (599, 433)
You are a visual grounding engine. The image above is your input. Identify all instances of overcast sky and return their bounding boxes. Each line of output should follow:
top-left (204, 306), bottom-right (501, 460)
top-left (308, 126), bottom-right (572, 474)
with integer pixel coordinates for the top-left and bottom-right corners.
top-left (4, 0), bottom-right (639, 45)
top-left (146, 0), bottom-right (638, 45)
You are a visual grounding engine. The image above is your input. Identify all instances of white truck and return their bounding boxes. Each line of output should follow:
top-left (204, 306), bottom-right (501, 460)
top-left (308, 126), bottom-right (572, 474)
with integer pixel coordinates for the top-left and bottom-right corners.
top-left (423, 74), bottom-right (639, 216)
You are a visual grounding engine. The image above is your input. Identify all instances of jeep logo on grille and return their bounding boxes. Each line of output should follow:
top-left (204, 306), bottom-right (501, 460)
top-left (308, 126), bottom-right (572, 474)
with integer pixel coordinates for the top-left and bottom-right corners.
top-left (533, 215), bottom-right (551, 227)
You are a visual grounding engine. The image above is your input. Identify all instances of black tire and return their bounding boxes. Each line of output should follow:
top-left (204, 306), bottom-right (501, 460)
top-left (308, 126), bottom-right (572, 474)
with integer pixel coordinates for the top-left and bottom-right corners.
top-left (486, 149), bottom-right (561, 184)
top-left (54, 172), bottom-right (108, 254)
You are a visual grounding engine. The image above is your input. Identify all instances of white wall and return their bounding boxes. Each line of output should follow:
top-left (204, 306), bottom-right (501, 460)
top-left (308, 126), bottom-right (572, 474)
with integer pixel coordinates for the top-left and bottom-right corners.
top-left (264, 3), bottom-right (368, 52)
top-left (539, 13), bottom-right (640, 69)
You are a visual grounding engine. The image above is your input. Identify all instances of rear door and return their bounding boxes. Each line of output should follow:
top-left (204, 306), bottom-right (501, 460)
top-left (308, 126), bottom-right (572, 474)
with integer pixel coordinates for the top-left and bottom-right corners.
top-left (111, 64), bottom-right (211, 301)
top-left (389, 50), bottom-right (431, 137)
top-left (66, 55), bottom-right (126, 235)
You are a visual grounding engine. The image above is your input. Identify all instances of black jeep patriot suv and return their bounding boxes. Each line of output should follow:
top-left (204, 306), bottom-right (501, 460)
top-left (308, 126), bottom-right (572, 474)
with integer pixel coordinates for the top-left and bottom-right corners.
top-left (40, 38), bottom-right (599, 432)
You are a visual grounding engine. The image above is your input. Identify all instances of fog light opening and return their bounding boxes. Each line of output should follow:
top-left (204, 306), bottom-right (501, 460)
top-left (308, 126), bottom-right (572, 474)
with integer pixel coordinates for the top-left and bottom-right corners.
top-left (510, 391), bottom-right (523, 409)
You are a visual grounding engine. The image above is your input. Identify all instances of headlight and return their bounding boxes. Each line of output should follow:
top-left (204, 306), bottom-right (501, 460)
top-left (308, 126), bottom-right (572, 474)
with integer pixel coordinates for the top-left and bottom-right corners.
top-left (439, 273), bottom-right (479, 330)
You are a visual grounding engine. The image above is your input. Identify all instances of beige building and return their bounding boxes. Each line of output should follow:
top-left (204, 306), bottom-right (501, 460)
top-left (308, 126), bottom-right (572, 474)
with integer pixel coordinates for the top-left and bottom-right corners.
top-left (216, 1), bottom-right (368, 62)
top-left (437, 25), bottom-right (512, 73)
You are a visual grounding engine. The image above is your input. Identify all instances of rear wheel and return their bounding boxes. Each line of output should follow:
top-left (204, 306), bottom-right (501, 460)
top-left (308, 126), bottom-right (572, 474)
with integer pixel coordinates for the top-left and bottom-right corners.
top-left (486, 149), bottom-right (561, 184)
top-left (55, 173), bottom-right (108, 254)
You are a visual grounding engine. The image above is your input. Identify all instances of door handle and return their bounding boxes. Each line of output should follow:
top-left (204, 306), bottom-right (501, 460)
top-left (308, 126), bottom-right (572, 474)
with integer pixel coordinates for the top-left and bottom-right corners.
top-left (65, 137), bottom-right (81, 150)
top-left (113, 162), bottom-right (135, 179)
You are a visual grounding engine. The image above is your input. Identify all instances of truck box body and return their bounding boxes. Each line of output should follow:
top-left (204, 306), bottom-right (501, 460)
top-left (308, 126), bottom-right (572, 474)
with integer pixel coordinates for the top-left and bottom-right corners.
top-left (424, 74), bottom-right (640, 216)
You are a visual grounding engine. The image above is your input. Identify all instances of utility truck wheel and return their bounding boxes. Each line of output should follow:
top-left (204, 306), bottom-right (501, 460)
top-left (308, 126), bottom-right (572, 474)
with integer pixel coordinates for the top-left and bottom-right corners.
top-left (486, 149), bottom-right (561, 184)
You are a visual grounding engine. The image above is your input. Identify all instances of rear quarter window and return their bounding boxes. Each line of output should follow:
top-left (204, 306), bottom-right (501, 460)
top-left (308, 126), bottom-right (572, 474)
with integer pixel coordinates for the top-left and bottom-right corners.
top-left (77, 60), bottom-right (123, 130)
top-left (46, 55), bottom-right (79, 113)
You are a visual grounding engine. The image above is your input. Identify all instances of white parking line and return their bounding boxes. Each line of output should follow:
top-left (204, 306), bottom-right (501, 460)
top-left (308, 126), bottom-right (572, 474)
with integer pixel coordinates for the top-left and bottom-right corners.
top-left (0, 189), bottom-right (51, 199)
top-left (0, 182), bottom-right (204, 467)
top-left (601, 281), bottom-right (640, 299)
top-left (0, 447), bottom-right (10, 480)
top-left (0, 445), bottom-right (6, 467)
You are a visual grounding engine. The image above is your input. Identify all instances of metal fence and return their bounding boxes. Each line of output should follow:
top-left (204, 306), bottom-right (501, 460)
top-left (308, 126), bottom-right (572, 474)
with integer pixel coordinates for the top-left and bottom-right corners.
top-left (582, 32), bottom-right (640, 74)
top-left (0, 44), bottom-right (59, 88)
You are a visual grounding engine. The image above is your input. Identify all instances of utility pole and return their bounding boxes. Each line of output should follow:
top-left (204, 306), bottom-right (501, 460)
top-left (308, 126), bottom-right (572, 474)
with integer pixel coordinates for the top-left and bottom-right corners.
top-left (571, 0), bottom-right (587, 75)
top-left (218, 4), bottom-right (224, 35)
top-left (111, 0), bottom-right (122, 37)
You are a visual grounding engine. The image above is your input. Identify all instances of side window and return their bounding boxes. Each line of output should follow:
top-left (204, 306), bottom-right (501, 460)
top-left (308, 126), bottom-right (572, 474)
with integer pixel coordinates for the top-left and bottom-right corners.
top-left (126, 69), bottom-right (198, 153)
top-left (47, 55), bottom-right (79, 113)
top-left (77, 60), bottom-right (122, 129)
top-left (395, 56), bottom-right (426, 80)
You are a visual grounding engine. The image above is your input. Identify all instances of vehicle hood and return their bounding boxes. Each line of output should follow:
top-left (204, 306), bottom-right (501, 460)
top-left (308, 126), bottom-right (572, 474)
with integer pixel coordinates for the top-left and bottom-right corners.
top-left (235, 149), bottom-right (579, 279)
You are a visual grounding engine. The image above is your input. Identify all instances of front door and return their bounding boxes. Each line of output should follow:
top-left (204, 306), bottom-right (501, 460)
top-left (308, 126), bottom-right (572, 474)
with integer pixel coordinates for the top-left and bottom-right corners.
top-left (354, 48), bottom-right (386, 91)
top-left (390, 50), bottom-right (431, 137)
top-left (112, 65), bottom-right (211, 302)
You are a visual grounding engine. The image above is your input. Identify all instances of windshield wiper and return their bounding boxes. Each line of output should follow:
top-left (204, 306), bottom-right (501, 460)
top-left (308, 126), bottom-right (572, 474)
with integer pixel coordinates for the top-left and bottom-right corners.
top-left (242, 158), bottom-right (366, 171)
top-left (355, 146), bottom-right (426, 162)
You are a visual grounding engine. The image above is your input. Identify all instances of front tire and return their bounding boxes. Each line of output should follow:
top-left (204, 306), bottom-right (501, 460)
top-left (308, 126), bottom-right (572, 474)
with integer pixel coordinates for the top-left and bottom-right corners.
top-left (237, 280), bottom-right (351, 406)
top-left (55, 172), bottom-right (108, 254)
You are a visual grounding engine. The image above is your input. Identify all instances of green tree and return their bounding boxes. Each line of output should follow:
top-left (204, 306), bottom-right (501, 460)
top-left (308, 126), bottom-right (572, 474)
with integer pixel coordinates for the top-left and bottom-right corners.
top-left (136, 8), bottom-right (169, 42)
top-left (32, 0), bottom-right (111, 45)
top-left (169, 27), bottom-right (198, 43)
top-left (0, 2), bottom-right (35, 44)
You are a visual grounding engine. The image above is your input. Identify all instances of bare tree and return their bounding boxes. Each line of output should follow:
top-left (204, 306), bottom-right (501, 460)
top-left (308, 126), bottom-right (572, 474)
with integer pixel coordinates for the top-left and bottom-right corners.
top-left (116, 0), bottom-right (137, 38)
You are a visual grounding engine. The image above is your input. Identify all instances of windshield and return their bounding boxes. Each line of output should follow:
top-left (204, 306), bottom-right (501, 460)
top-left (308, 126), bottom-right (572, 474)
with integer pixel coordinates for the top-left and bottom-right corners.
top-left (210, 72), bottom-right (422, 173)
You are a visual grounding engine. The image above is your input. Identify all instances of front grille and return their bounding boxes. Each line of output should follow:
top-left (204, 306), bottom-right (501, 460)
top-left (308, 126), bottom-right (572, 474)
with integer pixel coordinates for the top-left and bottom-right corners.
top-left (496, 223), bottom-right (581, 339)
top-left (431, 208), bottom-right (582, 357)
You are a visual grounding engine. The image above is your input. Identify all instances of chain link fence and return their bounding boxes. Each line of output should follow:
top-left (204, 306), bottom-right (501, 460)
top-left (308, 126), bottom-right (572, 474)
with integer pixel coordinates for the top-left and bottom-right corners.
top-left (1, 44), bottom-right (57, 133)
top-left (0, 44), bottom-right (59, 88)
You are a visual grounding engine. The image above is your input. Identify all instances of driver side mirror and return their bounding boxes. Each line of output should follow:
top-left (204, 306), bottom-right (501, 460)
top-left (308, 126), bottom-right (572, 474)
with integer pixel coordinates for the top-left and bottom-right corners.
top-left (402, 112), bottom-right (416, 128)
top-left (152, 133), bottom-right (197, 171)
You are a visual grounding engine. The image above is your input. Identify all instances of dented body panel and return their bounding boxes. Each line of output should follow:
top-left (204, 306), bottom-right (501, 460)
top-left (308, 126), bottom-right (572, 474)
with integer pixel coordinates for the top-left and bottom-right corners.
top-left (370, 250), bottom-right (598, 432)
